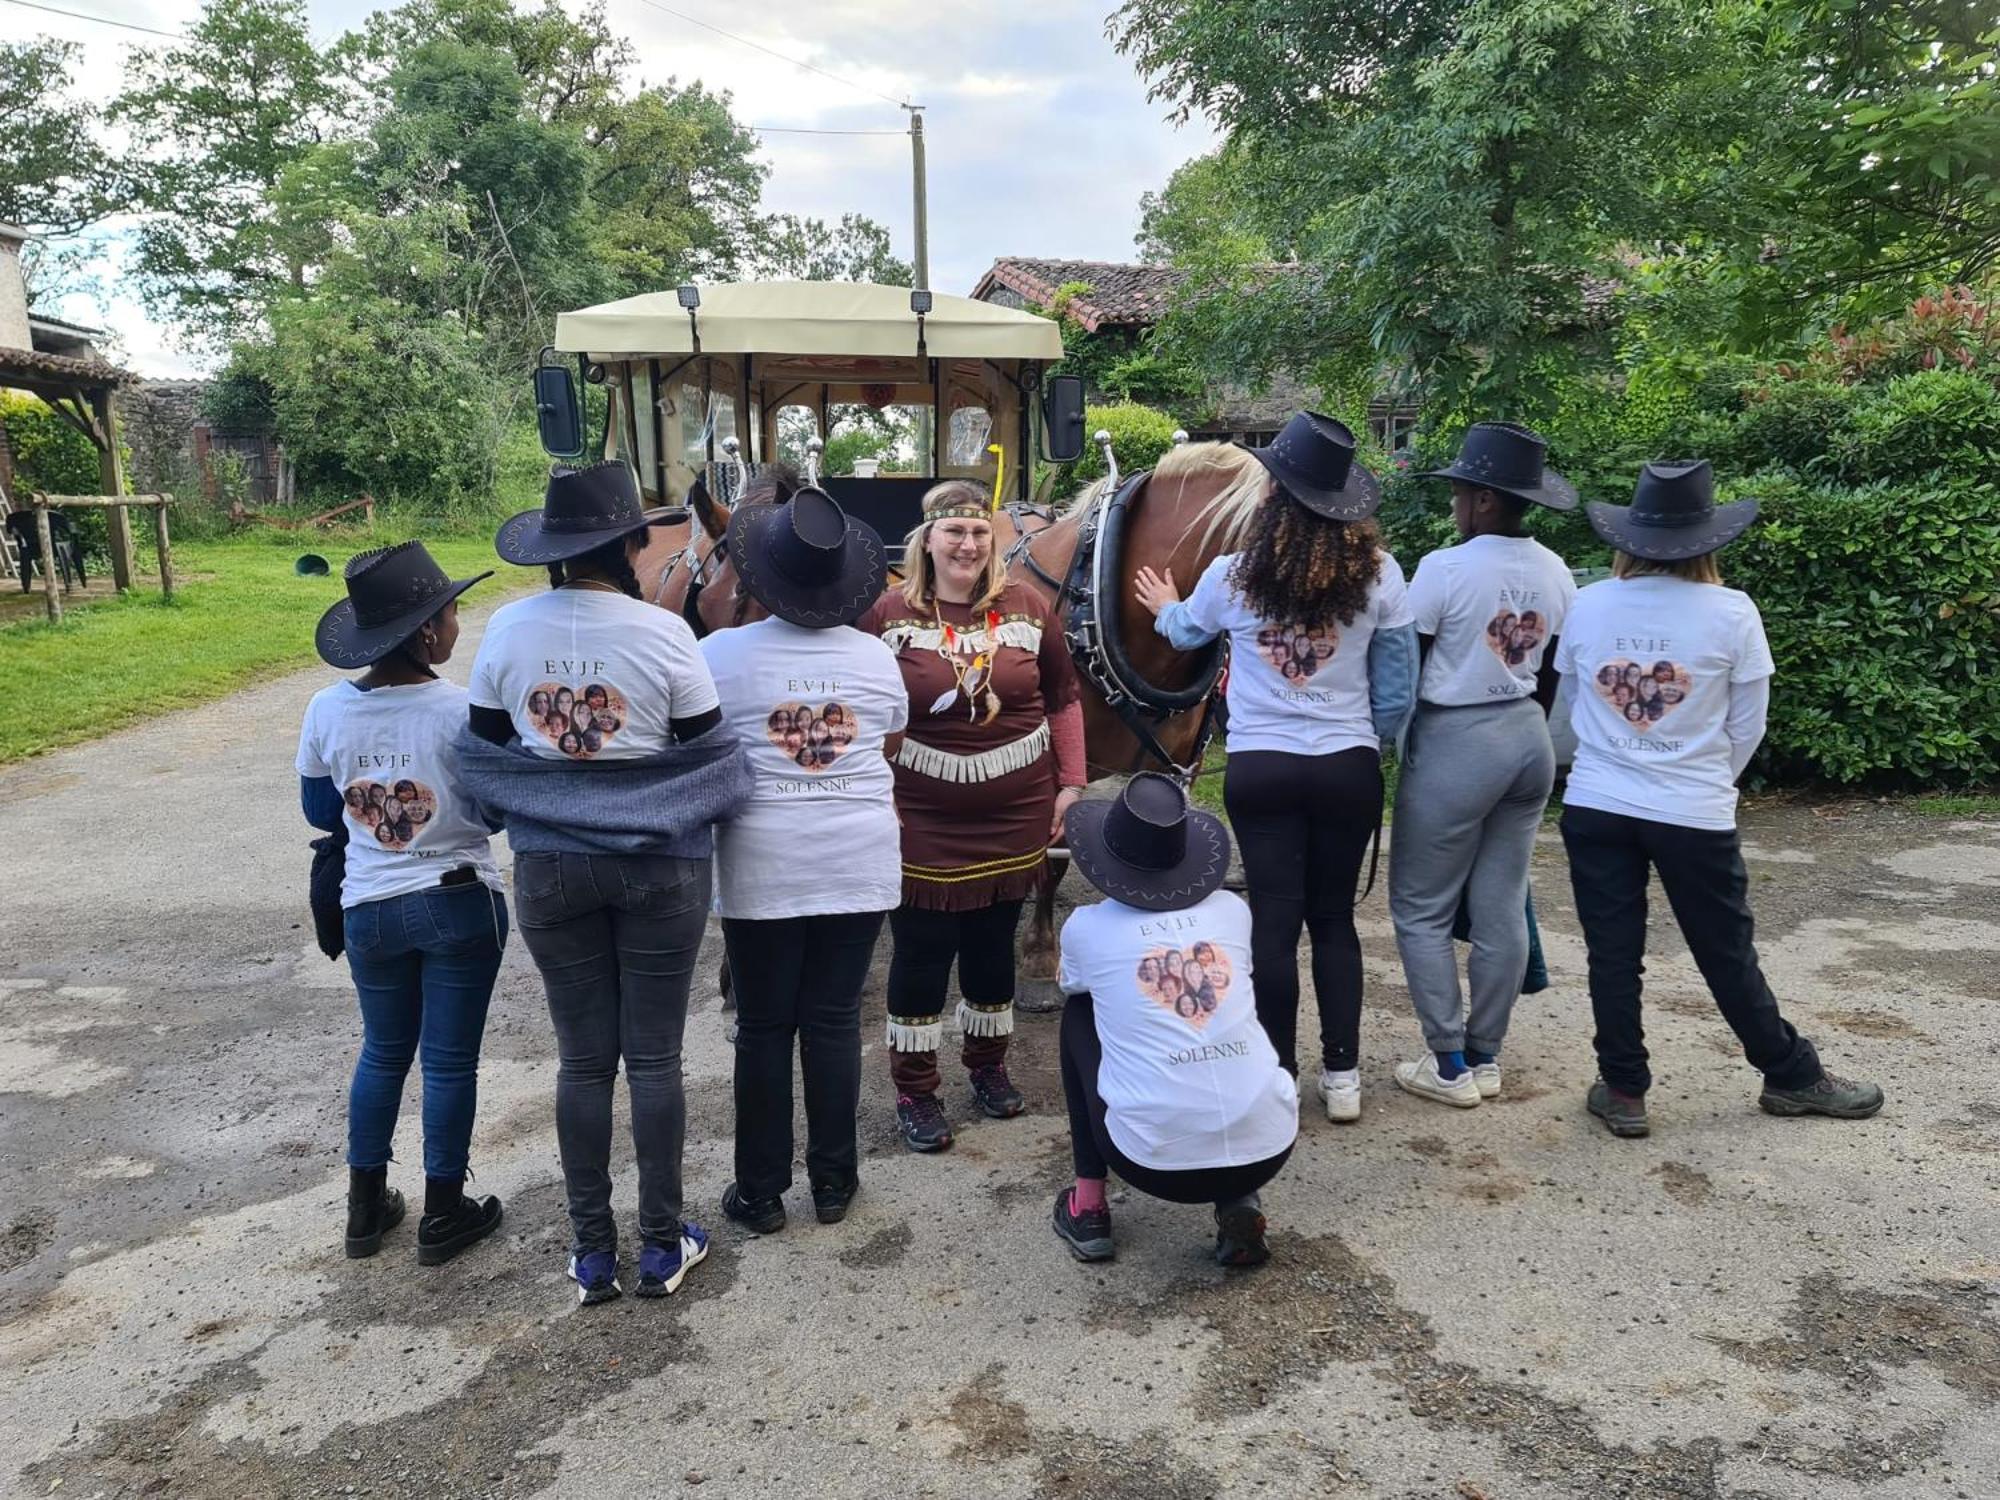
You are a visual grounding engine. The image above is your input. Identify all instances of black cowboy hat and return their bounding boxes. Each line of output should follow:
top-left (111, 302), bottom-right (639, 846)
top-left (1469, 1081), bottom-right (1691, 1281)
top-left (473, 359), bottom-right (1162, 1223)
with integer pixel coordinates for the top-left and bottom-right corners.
top-left (315, 541), bottom-right (491, 669)
top-left (494, 461), bottom-right (679, 566)
top-left (1245, 411), bottom-right (1381, 521)
top-left (725, 485), bottom-right (889, 629)
top-left (1421, 421), bottom-right (1577, 511)
top-left (1585, 459), bottom-right (1758, 562)
top-left (1064, 773), bottom-right (1232, 913)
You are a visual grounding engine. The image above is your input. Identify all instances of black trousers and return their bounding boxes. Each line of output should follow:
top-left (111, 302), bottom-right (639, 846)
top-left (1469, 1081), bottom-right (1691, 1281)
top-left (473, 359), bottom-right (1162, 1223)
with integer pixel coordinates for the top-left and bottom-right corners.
top-left (1223, 747), bottom-right (1382, 1073)
top-left (722, 910), bottom-right (887, 1199)
top-left (885, 899), bottom-right (1022, 1094)
top-left (1559, 805), bottom-right (1820, 1096)
top-left (1059, 994), bottom-right (1291, 1205)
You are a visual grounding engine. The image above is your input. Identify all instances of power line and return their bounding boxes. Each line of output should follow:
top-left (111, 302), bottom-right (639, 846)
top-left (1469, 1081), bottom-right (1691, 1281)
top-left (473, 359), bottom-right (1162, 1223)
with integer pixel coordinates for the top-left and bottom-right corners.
top-left (0, 0), bottom-right (186, 39)
top-left (621, 0), bottom-right (912, 111)
top-left (748, 126), bottom-right (907, 137)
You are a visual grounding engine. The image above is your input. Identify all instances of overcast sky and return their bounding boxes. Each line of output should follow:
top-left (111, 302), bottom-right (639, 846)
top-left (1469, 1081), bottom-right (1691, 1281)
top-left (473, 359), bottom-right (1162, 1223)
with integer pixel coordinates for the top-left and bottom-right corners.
top-left (21, 0), bottom-right (1217, 377)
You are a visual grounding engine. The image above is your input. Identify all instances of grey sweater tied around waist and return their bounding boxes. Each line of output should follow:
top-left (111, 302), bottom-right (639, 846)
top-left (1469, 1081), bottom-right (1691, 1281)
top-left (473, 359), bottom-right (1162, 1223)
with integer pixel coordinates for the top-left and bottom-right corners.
top-left (453, 725), bottom-right (752, 859)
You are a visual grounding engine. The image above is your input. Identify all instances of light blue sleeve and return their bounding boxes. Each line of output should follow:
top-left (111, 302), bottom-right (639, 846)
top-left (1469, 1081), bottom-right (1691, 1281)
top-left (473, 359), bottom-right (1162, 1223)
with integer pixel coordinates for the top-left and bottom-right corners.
top-left (1368, 622), bottom-right (1420, 749)
top-left (1153, 554), bottom-right (1229, 650)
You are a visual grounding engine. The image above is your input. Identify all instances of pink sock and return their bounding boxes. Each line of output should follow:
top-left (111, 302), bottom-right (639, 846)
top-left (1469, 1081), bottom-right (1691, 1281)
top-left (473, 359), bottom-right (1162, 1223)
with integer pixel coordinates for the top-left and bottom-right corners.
top-left (1071, 1178), bottom-right (1107, 1214)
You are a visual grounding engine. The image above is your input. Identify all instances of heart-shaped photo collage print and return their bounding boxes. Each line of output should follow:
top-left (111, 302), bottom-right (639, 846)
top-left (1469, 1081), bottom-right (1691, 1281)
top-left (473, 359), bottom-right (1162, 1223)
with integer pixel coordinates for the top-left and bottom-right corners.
top-left (1137, 941), bottom-right (1234, 1030)
top-left (1484, 607), bottom-right (1549, 668)
top-left (1593, 658), bottom-right (1693, 733)
top-left (344, 778), bottom-right (438, 851)
top-left (1254, 622), bottom-right (1338, 683)
top-left (765, 700), bottom-right (857, 773)
top-left (527, 681), bottom-right (628, 761)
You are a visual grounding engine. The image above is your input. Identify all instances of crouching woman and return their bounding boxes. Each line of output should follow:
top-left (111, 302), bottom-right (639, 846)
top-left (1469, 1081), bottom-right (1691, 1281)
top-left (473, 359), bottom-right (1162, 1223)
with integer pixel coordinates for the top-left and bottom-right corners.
top-left (1051, 774), bottom-right (1299, 1267)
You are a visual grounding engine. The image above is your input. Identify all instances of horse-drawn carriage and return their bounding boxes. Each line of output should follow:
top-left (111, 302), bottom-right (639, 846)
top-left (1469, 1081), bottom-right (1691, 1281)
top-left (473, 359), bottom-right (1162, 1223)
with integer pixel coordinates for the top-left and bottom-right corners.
top-left (534, 280), bottom-right (1271, 981)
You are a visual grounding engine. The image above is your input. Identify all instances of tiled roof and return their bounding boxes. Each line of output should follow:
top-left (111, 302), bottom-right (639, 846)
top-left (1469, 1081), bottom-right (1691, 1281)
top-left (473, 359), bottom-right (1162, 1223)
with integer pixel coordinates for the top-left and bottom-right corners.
top-left (969, 259), bottom-right (1186, 332)
top-left (0, 345), bottom-right (136, 389)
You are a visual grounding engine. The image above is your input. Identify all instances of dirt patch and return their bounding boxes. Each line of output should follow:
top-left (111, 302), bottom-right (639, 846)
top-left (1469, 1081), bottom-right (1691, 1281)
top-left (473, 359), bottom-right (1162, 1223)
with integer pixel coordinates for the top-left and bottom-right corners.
top-left (1456, 1176), bottom-right (1528, 1205)
top-left (1819, 1008), bottom-right (1927, 1041)
top-left (838, 1221), bottom-right (914, 1270)
top-left (1094, 1230), bottom-right (1737, 1497)
top-left (1405, 1135), bottom-right (1452, 1160)
top-left (1649, 1162), bottom-right (1714, 1206)
top-left (22, 1230), bottom-right (741, 1499)
top-left (947, 1363), bottom-right (1032, 1460)
top-left (1030, 1429), bottom-right (1220, 1500)
top-left (1714, 1274), bottom-right (2000, 1404)
top-left (1, 1208), bottom-right (55, 1273)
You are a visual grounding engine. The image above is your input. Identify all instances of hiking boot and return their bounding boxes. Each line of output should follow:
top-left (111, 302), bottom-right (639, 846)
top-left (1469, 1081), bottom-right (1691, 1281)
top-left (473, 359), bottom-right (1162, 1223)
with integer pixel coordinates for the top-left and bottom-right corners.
top-left (896, 1092), bottom-right (954, 1153)
top-left (969, 1063), bottom-right (1026, 1119)
top-left (721, 1182), bottom-right (786, 1235)
top-left (416, 1179), bottom-right (503, 1266)
top-left (1316, 1067), bottom-right (1361, 1123)
top-left (1760, 1072), bottom-right (1885, 1121)
top-left (567, 1248), bottom-right (621, 1306)
top-left (1395, 1053), bottom-right (1482, 1109)
top-left (1586, 1079), bottom-right (1650, 1138)
top-left (636, 1224), bottom-right (709, 1298)
top-left (1051, 1189), bottom-right (1114, 1263)
top-left (343, 1166), bottom-right (405, 1259)
top-left (1214, 1196), bottom-right (1270, 1268)
top-left (811, 1178), bottom-right (859, 1225)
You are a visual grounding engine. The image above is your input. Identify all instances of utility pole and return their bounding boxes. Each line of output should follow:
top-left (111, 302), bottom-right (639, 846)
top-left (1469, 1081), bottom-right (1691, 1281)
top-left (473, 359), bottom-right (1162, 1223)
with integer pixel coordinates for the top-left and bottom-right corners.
top-left (904, 104), bottom-right (929, 291)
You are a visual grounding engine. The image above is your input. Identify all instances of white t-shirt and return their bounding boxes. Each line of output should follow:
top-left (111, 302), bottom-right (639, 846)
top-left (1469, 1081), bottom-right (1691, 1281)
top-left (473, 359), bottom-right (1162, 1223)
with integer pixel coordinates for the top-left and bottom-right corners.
top-left (296, 679), bottom-right (503, 908)
top-left (468, 587), bottom-right (719, 761)
top-left (1179, 550), bottom-right (1413, 755)
top-left (699, 619), bottom-right (908, 919)
top-left (1058, 890), bottom-right (1298, 1172)
top-left (1408, 533), bottom-right (1576, 706)
top-left (1555, 576), bottom-right (1775, 830)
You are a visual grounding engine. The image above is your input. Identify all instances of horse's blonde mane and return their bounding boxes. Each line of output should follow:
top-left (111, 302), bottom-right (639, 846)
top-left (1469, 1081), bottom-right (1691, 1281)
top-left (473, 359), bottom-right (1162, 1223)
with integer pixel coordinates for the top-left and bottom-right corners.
top-left (1061, 439), bottom-right (1270, 555)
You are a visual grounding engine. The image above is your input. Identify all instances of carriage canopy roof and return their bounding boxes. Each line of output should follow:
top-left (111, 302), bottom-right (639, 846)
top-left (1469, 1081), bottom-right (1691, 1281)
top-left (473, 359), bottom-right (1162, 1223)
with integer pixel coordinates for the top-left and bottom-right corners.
top-left (552, 280), bottom-right (1065, 362)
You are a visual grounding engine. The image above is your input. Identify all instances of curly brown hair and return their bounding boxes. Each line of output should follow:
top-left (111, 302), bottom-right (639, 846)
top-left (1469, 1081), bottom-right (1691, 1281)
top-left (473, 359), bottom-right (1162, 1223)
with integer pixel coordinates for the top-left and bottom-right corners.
top-left (1228, 489), bottom-right (1384, 631)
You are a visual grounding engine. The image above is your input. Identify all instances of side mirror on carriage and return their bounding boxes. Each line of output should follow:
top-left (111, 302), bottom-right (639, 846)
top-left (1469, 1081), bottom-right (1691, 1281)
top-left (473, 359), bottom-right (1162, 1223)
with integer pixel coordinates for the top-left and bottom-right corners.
top-left (533, 352), bottom-right (585, 459)
top-left (1041, 374), bottom-right (1086, 464)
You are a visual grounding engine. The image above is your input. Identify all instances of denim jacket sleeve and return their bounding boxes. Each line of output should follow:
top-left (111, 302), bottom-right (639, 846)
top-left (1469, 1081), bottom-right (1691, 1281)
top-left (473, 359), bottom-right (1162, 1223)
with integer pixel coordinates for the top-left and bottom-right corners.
top-left (1368, 623), bottom-right (1419, 750)
top-left (1153, 599), bottom-right (1218, 651)
top-left (301, 774), bottom-right (344, 833)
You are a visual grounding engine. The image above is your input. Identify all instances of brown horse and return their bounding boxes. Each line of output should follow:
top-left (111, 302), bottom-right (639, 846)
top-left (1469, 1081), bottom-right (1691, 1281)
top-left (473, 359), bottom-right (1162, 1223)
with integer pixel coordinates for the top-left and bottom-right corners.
top-left (636, 444), bottom-right (1274, 983)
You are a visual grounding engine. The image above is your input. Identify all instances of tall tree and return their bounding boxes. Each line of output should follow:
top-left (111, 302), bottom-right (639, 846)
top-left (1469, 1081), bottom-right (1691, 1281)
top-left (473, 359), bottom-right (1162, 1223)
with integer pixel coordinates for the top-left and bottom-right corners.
top-left (0, 39), bottom-right (115, 238)
top-left (754, 212), bottom-right (912, 285)
top-left (111, 0), bottom-right (339, 343)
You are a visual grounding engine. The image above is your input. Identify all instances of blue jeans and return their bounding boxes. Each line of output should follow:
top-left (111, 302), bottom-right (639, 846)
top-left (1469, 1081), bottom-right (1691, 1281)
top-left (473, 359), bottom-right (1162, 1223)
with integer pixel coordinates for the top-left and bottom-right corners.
top-left (343, 881), bottom-right (509, 1180)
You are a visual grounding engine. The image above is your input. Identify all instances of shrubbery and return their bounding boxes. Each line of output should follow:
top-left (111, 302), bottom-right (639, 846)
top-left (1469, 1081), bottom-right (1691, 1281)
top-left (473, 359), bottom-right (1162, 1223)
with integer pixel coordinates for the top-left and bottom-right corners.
top-left (1381, 289), bottom-right (2000, 787)
top-left (1056, 402), bottom-right (1183, 499)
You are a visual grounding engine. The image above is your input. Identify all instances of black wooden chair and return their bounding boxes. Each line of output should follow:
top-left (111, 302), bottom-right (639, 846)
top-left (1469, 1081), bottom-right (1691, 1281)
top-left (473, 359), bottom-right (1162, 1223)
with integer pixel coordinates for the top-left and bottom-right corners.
top-left (4, 510), bottom-right (87, 593)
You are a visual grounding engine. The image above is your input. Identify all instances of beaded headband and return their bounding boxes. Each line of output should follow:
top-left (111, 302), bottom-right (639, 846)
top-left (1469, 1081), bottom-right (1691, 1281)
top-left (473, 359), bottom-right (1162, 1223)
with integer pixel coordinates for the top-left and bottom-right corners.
top-left (922, 444), bottom-right (1007, 522)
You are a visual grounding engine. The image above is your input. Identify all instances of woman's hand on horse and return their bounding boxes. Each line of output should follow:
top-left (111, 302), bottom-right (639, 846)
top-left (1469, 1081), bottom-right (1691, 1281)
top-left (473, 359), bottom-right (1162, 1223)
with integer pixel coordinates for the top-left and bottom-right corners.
top-left (1134, 566), bottom-right (1180, 617)
top-left (1051, 786), bottom-right (1084, 841)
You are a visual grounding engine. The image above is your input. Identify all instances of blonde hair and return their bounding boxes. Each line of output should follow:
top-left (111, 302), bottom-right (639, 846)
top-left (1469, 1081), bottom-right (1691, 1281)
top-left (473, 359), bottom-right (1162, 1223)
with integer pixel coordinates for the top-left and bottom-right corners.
top-left (899, 480), bottom-right (1007, 609)
top-left (1613, 551), bottom-right (1723, 584)
top-left (1061, 440), bottom-right (1271, 556)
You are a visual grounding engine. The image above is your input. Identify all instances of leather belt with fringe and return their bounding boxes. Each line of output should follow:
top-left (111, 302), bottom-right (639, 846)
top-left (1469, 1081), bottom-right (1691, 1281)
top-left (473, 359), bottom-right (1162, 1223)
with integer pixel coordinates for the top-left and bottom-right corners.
top-left (895, 721), bottom-right (1049, 784)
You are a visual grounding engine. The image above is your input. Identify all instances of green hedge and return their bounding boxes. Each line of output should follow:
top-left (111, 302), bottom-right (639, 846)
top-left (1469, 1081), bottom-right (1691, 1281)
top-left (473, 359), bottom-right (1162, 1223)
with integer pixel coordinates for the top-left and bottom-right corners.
top-left (1057, 402), bottom-right (1182, 499)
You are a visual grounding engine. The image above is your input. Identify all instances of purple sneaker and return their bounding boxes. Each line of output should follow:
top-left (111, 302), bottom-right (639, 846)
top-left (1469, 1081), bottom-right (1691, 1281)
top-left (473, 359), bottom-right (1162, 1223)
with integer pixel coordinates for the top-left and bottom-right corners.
top-left (566, 1248), bottom-right (620, 1307)
top-left (637, 1223), bottom-right (710, 1298)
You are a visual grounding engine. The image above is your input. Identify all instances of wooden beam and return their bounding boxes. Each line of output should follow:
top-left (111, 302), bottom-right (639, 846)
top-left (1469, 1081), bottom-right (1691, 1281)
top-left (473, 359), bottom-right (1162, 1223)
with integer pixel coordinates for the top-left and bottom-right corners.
top-left (31, 493), bottom-right (172, 508)
top-left (153, 494), bottom-right (174, 602)
top-left (92, 389), bottom-right (135, 591)
top-left (34, 503), bottom-right (61, 624)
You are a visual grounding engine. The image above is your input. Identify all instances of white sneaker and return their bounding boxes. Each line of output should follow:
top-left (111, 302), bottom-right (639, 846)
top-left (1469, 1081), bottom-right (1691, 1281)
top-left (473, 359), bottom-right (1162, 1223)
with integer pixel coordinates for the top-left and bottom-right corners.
top-left (1316, 1068), bottom-right (1361, 1123)
top-left (1394, 1054), bottom-right (1482, 1108)
top-left (1471, 1061), bottom-right (1502, 1099)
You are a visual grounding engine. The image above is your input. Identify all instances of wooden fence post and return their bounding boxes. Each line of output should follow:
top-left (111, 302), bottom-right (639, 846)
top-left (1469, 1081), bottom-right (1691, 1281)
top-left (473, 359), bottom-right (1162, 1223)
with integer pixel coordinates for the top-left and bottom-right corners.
top-left (92, 389), bottom-right (135, 591)
top-left (153, 498), bottom-right (174, 601)
top-left (34, 502), bottom-right (61, 624)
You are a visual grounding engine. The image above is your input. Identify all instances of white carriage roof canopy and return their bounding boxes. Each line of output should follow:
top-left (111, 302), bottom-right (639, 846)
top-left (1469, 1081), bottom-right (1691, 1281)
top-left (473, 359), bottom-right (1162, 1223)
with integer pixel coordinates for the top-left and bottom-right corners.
top-left (553, 280), bottom-right (1065, 362)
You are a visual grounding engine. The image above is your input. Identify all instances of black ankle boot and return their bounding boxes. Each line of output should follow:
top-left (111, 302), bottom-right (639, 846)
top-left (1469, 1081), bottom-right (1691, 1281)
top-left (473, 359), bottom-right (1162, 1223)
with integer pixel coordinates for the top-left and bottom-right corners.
top-left (344, 1166), bottom-right (406, 1259)
top-left (417, 1176), bottom-right (504, 1266)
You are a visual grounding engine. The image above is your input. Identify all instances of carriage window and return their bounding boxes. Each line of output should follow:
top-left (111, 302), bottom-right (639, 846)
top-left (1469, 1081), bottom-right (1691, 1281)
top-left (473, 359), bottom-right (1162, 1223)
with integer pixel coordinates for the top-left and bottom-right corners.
top-left (947, 406), bottom-right (994, 467)
top-left (678, 383), bottom-right (705, 465)
top-left (826, 403), bottom-right (924, 476)
top-left (773, 405), bottom-right (820, 472)
top-left (631, 366), bottom-right (659, 493)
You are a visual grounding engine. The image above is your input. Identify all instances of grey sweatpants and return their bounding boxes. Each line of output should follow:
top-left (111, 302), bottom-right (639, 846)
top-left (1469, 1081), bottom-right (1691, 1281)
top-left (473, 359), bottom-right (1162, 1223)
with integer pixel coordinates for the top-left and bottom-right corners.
top-left (1390, 699), bottom-right (1555, 1055)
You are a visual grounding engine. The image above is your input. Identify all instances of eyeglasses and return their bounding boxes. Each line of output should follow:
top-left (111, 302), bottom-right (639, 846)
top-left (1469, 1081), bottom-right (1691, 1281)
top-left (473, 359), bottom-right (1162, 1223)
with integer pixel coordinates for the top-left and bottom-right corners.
top-left (933, 524), bottom-right (991, 548)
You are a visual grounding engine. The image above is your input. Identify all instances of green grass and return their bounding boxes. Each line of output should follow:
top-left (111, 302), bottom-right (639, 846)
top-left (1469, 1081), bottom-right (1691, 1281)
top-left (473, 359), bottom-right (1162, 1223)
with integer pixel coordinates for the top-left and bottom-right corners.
top-left (1911, 793), bottom-right (2000, 818)
top-left (0, 529), bottom-right (530, 766)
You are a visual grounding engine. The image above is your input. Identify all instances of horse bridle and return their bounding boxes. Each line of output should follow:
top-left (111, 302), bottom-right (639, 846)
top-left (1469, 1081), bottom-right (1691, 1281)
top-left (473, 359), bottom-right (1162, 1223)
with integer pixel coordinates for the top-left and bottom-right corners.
top-left (655, 529), bottom-right (727, 640)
